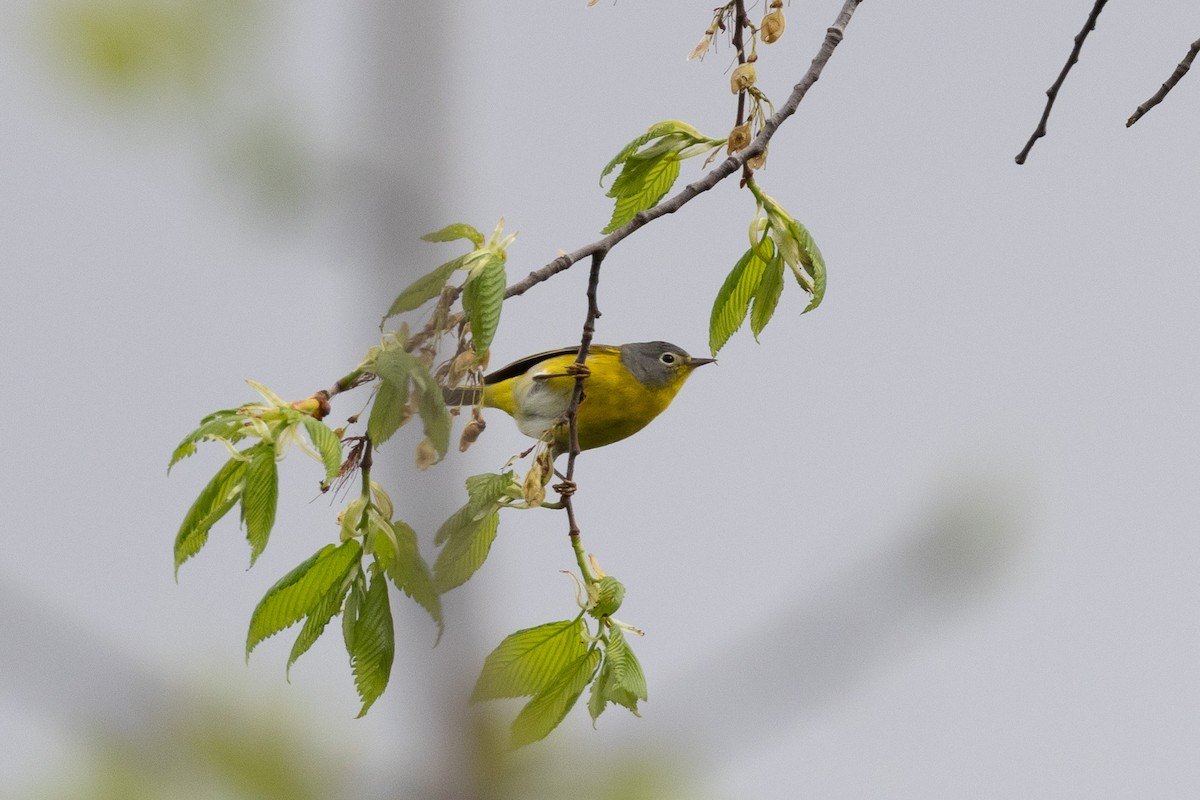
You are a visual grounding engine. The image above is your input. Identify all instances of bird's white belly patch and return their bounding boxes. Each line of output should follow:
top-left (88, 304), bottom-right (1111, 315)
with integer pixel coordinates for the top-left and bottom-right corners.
top-left (512, 373), bottom-right (571, 439)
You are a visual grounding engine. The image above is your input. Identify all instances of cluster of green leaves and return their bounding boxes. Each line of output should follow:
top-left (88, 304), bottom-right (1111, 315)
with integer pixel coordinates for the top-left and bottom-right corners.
top-left (472, 578), bottom-right (647, 746)
top-left (599, 120), bottom-right (725, 233)
top-left (432, 471), bottom-right (521, 593)
top-left (380, 220), bottom-right (513, 356)
top-left (171, 382), bottom-right (441, 716)
top-left (599, 120), bottom-right (826, 356)
top-left (245, 479), bottom-right (441, 716)
top-left (708, 183), bottom-right (826, 355)
top-left (170, 382), bottom-right (341, 572)
top-left (365, 344), bottom-right (452, 466)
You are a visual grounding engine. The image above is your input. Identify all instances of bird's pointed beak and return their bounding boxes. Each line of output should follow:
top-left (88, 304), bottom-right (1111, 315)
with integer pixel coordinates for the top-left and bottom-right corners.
top-left (687, 356), bottom-right (717, 369)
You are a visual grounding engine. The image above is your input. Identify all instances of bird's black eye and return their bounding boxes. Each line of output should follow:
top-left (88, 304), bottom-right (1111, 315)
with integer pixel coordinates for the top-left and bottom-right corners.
top-left (660, 353), bottom-right (677, 364)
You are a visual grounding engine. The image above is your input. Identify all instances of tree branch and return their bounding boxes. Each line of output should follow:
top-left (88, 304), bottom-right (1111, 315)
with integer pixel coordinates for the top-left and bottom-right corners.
top-left (503, 0), bottom-right (863, 299)
top-left (1015, 0), bottom-right (1109, 165)
top-left (1127, 37), bottom-right (1200, 127)
top-left (558, 251), bottom-right (606, 547)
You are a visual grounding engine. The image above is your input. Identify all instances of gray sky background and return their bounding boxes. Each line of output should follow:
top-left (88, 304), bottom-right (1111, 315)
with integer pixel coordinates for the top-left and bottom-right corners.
top-left (3, 1), bottom-right (1199, 797)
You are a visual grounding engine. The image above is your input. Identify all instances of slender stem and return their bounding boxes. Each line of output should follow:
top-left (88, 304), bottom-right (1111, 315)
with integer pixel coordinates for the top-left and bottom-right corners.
top-left (357, 437), bottom-right (374, 534)
top-left (732, 0), bottom-right (752, 185)
top-left (1127, 37), bottom-right (1200, 127)
top-left (558, 251), bottom-right (606, 574)
top-left (1014, 0), bottom-right (1109, 165)
top-left (570, 532), bottom-right (594, 584)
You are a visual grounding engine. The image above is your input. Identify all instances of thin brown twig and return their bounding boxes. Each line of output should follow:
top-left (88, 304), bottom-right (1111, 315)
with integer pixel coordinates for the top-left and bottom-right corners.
top-left (503, 0), bottom-right (863, 299)
top-left (559, 251), bottom-right (606, 544)
top-left (1015, 0), bottom-right (1109, 165)
top-left (1127, 37), bottom-right (1200, 127)
top-left (732, 0), bottom-right (752, 185)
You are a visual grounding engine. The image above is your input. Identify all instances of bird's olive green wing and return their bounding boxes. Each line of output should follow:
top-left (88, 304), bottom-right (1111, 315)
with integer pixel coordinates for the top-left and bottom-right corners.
top-left (482, 345), bottom-right (617, 385)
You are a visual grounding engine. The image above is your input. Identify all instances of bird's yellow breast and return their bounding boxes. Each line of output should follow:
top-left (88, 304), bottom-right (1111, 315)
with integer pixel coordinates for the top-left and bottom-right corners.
top-left (481, 347), bottom-right (687, 452)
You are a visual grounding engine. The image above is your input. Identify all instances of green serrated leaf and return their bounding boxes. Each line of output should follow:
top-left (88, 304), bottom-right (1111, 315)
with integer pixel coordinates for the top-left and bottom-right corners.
top-left (433, 509), bottom-right (499, 593)
top-left (472, 618), bottom-right (588, 702)
top-left (174, 456), bottom-right (248, 575)
top-left (599, 130), bottom-right (658, 186)
top-left (708, 239), bottom-right (771, 356)
top-left (415, 378), bottom-right (452, 461)
top-left (372, 348), bottom-right (418, 391)
top-left (602, 154), bottom-right (680, 234)
top-left (349, 570), bottom-right (395, 717)
top-left (511, 648), bottom-right (602, 748)
top-left (342, 575), bottom-right (362, 652)
top-left (587, 659), bottom-right (610, 723)
top-left (366, 373), bottom-right (410, 446)
top-left (461, 254), bottom-right (506, 355)
top-left (286, 560), bottom-right (358, 676)
top-left (373, 519), bottom-right (443, 638)
top-left (373, 348), bottom-right (450, 459)
top-left (602, 625), bottom-right (647, 712)
top-left (168, 409), bottom-right (246, 470)
top-left (421, 223), bottom-right (484, 247)
top-left (789, 219), bottom-right (827, 313)
top-left (750, 244), bottom-right (785, 339)
top-left (301, 417), bottom-right (343, 484)
top-left (587, 626), bottom-right (648, 723)
top-left (241, 443), bottom-right (279, 566)
top-left (246, 540), bottom-right (363, 657)
top-left (465, 471), bottom-right (517, 510)
top-left (380, 254), bottom-right (467, 326)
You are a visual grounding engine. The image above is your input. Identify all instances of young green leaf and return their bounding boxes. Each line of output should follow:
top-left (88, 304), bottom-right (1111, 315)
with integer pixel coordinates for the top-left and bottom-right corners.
top-left (510, 648), bottom-right (602, 748)
top-left (241, 442), bottom-right (279, 566)
top-left (788, 218), bottom-right (827, 313)
top-left (599, 128), bottom-right (659, 186)
top-left (348, 570), bottom-right (395, 717)
top-left (421, 222), bottom-right (484, 247)
top-left (372, 348), bottom-right (418, 392)
top-left (432, 509), bottom-right (499, 593)
top-left (602, 154), bottom-right (680, 234)
top-left (174, 456), bottom-right (248, 575)
top-left (168, 408), bottom-right (245, 470)
top-left (465, 471), bottom-right (518, 510)
top-left (601, 625), bottom-right (648, 714)
top-left (472, 618), bottom-right (589, 701)
top-left (366, 373), bottom-right (410, 446)
top-left (708, 237), bottom-right (772, 356)
top-left (371, 519), bottom-right (443, 638)
top-left (380, 254), bottom-right (466, 326)
top-left (587, 626), bottom-right (648, 723)
top-left (372, 348), bottom-right (451, 459)
top-left (461, 253), bottom-right (506, 355)
top-left (301, 417), bottom-right (343, 485)
top-left (246, 540), bottom-right (363, 657)
top-left (286, 562), bottom-right (357, 676)
top-left (414, 378), bottom-right (452, 461)
top-left (749, 243), bottom-right (785, 339)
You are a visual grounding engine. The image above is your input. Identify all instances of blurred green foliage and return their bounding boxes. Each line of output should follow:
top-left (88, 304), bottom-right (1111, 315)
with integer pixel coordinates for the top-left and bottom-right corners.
top-left (47, 0), bottom-right (251, 97)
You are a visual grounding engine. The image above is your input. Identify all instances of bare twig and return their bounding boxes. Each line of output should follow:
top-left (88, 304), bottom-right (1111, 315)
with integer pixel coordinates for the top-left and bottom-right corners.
top-left (558, 251), bottom-right (606, 548)
top-left (1127, 37), bottom-right (1200, 127)
top-left (1015, 0), bottom-right (1109, 165)
top-left (503, 0), bottom-right (863, 298)
top-left (732, 0), bottom-right (752, 185)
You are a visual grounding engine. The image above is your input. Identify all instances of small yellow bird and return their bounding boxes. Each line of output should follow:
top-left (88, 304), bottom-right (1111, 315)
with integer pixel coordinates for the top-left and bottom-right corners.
top-left (447, 341), bottom-right (715, 453)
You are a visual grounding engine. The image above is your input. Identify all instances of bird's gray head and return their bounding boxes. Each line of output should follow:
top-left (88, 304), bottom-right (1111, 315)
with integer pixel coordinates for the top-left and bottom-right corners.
top-left (618, 341), bottom-right (716, 388)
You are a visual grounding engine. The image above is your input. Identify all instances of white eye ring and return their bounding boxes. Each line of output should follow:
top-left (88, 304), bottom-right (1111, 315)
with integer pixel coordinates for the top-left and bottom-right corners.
top-left (660, 353), bottom-right (677, 364)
